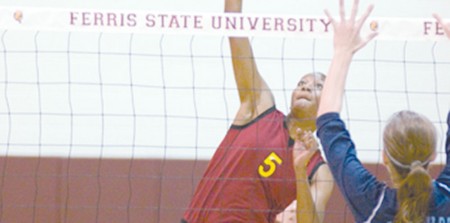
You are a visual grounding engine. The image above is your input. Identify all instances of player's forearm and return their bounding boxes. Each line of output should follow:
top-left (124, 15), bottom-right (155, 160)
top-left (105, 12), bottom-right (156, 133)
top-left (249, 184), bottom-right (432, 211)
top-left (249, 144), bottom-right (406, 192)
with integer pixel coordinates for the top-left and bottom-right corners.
top-left (317, 51), bottom-right (353, 117)
top-left (225, 0), bottom-right (265, 105)
top-left (228, 37), bottom-right (265, 104)
top-left (296, 170), bottom-right (320, 223)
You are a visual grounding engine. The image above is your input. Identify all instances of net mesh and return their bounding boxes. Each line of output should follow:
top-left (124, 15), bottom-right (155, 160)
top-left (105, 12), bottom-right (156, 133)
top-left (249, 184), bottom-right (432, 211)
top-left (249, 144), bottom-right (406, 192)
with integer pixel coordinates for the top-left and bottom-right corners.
top-left (0, 9), bottom-right (449, 223)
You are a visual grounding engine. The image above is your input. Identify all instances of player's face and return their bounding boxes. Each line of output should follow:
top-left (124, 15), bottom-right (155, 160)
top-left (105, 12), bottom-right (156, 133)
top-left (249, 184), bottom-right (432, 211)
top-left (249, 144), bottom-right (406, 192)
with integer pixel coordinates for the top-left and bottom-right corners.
top-left (290, 74), bottom-right (324, 112)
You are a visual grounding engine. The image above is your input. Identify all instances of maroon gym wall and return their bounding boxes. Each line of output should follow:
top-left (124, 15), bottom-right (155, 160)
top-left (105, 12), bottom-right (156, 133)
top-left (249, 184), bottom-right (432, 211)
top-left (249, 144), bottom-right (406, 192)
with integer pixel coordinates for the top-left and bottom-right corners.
top-left (0, 157), bottom-right (443, 223)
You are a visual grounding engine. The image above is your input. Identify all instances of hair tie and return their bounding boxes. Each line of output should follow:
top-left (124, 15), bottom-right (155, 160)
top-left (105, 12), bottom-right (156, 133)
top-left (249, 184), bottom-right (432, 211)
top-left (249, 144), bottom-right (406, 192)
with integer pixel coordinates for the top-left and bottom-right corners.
top-left (410, 160), bottom-right (423, 170)
top-left (384, 149), bottom-right (410, 169)
top-left (384, 149), bottom-right (431, 170)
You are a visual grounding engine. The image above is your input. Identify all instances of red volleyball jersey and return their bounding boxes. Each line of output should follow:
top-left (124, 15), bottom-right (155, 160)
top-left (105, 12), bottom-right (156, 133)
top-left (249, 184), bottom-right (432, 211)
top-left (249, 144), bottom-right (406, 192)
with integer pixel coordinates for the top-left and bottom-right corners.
top-left (183, 107), bottom-right (324, 223)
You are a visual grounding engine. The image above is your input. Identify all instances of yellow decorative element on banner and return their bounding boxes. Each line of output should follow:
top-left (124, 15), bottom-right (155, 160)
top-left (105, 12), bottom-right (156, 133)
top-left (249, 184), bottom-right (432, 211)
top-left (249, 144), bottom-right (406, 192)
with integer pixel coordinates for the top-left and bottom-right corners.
top-left (13, 10), bottom-right (23, 23)
top-left (370, 20), bottom-right (378, 31)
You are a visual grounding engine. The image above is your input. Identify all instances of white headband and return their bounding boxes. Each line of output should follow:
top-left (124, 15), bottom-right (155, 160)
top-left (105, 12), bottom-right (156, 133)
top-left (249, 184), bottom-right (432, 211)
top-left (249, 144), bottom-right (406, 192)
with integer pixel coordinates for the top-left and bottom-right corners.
top-left (384, 149), bottom-right (431, 170)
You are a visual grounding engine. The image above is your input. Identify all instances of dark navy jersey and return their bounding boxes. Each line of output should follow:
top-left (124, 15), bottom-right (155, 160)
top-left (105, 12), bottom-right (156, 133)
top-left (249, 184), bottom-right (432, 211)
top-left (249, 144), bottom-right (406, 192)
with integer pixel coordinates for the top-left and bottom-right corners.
top-left (316, 111), bottom-right (450, 223)
top-left (183, 106), bottom-right (325, 223)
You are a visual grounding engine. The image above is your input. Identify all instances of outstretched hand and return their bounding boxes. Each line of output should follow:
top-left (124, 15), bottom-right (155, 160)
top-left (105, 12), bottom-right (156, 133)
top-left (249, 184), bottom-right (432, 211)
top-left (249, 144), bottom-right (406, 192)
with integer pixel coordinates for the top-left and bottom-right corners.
top-left (293, 128), bottom-right (319, 173)
top-left (433, 14), bottom-right (450, 39)
top-left (325, 0), bottom-right (378, 55)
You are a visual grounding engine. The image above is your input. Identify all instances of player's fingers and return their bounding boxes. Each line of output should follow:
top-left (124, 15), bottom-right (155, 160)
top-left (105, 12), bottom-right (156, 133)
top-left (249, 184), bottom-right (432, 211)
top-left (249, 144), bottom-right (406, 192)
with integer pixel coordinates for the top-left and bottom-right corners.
top-left (350, 0), bottom-right (359, 22)
top-left (324, 9), bottom-right (337, 27)
top-left (294, 139), bottom-right (305, 149)
top-left (364, 31), bottom-right (378, 44)
top-left (339, 0), bottom-right (346, 22)
top-left (367, 31), bottom-right (379, 40)
top-left (355, 31), bottom-right (378, 51)
top-left (300, 130), bottom-right (312, 144)
top-left (295, 127), bottom-right (304, 140)
top-left (433, 13), bottom-right (444, 26)
top-left (433, 13), bottom-right (450, 37)
top-left (356, 4), bottom-right (374, 31)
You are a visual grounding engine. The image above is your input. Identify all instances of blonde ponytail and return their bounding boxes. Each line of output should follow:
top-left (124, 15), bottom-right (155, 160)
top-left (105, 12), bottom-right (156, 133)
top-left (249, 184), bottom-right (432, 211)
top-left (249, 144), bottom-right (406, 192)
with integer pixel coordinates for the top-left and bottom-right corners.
top-left (394, 164), bottom-right (433, 223)
top-left (383, 110), bottom-right (437, 223)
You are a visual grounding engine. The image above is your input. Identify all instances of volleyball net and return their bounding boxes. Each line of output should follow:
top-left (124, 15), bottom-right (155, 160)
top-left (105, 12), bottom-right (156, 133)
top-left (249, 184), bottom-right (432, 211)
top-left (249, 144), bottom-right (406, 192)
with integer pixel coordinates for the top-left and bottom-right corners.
top-left (0, 6), bottom-right (449, 223)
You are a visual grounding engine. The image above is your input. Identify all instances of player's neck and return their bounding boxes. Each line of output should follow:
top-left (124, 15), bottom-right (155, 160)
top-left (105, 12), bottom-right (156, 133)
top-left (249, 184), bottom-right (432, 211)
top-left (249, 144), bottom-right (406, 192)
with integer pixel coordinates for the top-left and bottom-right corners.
top-left (286, 113), bottom-right (316, 138)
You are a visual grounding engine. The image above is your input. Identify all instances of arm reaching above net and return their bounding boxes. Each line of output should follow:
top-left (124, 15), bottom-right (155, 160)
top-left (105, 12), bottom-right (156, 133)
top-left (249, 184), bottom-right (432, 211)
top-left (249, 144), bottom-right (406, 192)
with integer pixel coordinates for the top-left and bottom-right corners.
top-left (317, 0), bottom-right (377, 117)
top-left (225, 0), bottom-right (275, 126)
top-left (315, 0), bottom-right (385, 222)
top-left (316, 4), bottom-right (449, 222)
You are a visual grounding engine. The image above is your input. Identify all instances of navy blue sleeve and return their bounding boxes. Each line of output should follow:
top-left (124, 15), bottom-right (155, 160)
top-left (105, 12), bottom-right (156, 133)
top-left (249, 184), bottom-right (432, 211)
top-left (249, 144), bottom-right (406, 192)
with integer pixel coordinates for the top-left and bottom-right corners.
top-left (316, 113), bottom-right (390, 222)
top-left (436, 111), bottom-right (450, 185)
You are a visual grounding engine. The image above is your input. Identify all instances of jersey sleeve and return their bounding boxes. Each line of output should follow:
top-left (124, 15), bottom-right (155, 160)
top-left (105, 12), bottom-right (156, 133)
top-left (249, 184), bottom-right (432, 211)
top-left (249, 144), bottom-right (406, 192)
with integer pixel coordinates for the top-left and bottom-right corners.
top-left (436, 110), bottom-right (450, 185)
top-left (306, 150), bottom-right (325, 183)
top-left (316, 112), bottom-right (388, 222)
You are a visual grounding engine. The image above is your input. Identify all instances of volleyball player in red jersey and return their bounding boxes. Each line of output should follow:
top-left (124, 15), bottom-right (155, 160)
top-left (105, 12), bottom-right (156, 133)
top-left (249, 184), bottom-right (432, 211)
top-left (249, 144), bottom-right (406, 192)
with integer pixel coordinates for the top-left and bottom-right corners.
top-left (181, 0), bottom-right (334, 222)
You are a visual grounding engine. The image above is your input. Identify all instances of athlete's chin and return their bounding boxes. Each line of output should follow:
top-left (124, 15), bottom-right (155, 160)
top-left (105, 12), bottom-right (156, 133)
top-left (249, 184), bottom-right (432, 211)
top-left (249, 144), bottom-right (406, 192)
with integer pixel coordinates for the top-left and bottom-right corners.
top-left (292, 101), bottom-right (316, 111)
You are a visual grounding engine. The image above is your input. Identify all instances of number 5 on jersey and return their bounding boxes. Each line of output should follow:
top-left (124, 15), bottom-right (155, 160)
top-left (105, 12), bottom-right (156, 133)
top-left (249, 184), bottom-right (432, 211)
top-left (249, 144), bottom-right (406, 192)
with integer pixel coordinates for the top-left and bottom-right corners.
top-left (258, 152), bottom-right (283, 178)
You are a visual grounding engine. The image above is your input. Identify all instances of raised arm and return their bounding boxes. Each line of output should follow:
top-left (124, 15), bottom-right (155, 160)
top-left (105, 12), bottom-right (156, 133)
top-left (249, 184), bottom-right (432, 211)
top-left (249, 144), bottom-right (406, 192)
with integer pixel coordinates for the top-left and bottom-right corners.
top-left (225, 0), bottom-right (274, 126)
top-left (314, 1), bottom-right (382, 222)
top-left (317, 0), bottom-right (377, 117)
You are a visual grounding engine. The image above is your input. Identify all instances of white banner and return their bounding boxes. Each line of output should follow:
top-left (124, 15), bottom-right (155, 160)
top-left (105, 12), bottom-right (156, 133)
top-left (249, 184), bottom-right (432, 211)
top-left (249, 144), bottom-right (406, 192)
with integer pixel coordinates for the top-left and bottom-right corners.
top-left (0, 6), bottom-right (448, 41)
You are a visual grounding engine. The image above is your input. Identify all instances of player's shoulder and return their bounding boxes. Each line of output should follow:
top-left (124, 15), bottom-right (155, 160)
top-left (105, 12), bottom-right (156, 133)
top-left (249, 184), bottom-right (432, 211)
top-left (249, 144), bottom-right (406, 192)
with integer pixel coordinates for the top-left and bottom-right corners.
top-left (231, 106), bottom-right (282, 128)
